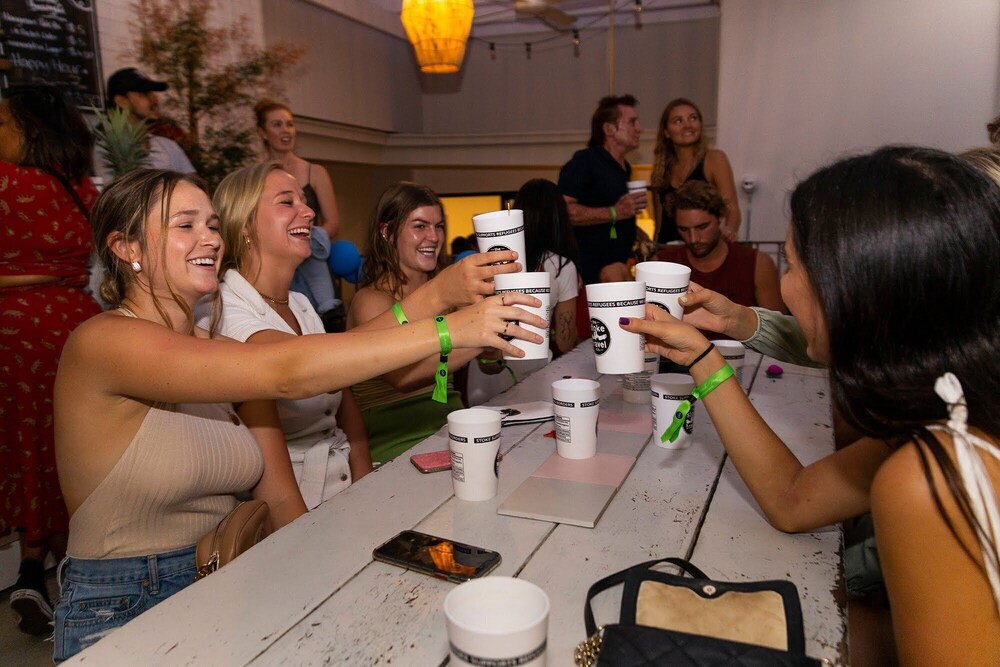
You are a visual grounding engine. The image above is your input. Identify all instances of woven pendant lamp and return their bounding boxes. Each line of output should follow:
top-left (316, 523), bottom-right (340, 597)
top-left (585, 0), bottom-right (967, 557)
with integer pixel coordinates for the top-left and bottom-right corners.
top-left (400, 0), bottom-right (475, 74)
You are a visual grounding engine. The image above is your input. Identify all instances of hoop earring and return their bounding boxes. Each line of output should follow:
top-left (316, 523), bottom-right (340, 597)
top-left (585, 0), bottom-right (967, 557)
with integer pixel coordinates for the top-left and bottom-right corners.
top-left (131, 261), bottom-right (142, 272)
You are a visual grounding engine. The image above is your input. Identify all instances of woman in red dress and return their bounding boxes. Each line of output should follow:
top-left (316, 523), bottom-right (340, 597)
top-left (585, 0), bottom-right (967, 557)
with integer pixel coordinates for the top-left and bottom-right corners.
top-left (0, 84), bottom-right (102, 634)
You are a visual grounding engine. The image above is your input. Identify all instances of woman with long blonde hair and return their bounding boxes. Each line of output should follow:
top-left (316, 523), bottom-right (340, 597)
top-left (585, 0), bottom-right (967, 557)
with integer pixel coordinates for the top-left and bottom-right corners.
top-left (650, 98), bottom-right (741, 244)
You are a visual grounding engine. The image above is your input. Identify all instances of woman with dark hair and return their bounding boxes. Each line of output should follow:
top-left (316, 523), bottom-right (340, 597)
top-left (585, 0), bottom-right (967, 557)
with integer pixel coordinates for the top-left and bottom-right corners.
top-left (0, 84), bottom-right (103, 635)
top-left (513, 178), bottom-right (581, 356)
top-left (51, 169), bottom-right (542, 660)
top-left (650, 98), bottom-right (740, 244)
top-left (348, 182), bottom-right (522, 463)
top-left (623, 146), bottom-right (1000, 661)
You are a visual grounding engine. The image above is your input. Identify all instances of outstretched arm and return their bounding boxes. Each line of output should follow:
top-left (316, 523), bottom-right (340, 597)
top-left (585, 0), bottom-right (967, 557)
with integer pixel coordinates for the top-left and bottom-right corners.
top-left (621, 307), bottom-right (890, 532)
top-left (60, 294), bottom-right (545, 407)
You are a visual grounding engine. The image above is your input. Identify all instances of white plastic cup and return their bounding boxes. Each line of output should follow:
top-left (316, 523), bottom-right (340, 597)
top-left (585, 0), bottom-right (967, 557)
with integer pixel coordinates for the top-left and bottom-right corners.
top-left (551, 378), bottom-right (600, 459)
top-left (650, 373), bottom-right (696, 449)
top-left (473, 209), bottom-right (527, 274)
top-left (493, 272), bottom-right (551, 361)
top-left (444, 577), bottom-right (550, 667)
top-left (635, 261), bottom-right (692, 320)
top-left (714, 339), bottom-right (746, 385)
top-left (623, 353), bottom-right (659, 404)
top-left (448, 408), bottom-right (502, 501)
top-left (627, 179), bottom-right (648, 212)
top-left (585, 281), bottom-right (646, 374)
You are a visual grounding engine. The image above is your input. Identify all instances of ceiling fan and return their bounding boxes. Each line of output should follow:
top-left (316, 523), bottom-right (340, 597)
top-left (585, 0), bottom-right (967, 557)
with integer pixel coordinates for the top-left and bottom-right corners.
top-left (513, 0), bottom-right (578, 28)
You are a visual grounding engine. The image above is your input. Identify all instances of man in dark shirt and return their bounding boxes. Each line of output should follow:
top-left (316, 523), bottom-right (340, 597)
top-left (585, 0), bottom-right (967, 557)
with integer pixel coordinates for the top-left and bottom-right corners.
top-left (558, 95), bottom-right (647, 284)
top-left (657, 181), bottom-right (784, 314)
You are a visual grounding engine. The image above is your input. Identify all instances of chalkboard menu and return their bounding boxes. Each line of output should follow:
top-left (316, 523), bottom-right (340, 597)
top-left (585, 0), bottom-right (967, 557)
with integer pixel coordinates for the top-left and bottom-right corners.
top-left (0, 0), bottom-right (103, 108)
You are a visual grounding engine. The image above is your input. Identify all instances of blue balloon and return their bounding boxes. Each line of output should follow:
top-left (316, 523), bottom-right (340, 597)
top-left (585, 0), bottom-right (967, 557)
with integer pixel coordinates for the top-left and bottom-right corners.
top-left (453, 249), bottom-right (476, 264)
top-left (328, 240), bottom-right (362, 279)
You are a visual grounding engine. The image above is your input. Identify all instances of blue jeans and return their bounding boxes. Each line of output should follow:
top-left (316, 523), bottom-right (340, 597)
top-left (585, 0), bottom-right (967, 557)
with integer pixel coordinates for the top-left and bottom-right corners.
top-left (53, 545), bottom-right (196, 663)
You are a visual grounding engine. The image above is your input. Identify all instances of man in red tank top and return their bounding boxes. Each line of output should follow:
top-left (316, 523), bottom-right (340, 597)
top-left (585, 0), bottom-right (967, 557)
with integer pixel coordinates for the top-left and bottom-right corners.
top-left (656, 181), bottom-right (784, 316)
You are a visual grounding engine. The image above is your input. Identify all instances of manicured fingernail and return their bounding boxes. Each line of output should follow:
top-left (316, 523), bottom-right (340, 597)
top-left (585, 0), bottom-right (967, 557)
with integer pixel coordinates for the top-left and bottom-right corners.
top-left (619, 317), bottom-right (630, 325)
top-left (679, 295), bottom-right (689, 304)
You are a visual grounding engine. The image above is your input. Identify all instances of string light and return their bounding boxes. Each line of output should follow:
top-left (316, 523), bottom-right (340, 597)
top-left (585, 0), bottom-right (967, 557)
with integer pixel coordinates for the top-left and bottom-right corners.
top-left (490, 42), bottom-right (496, 60)
top-left (525, 42), bottom-right (531, 59)
top-left (573, 29), bottom-right (580, 57)
top-left (634, 0), bottom-right (642, 12)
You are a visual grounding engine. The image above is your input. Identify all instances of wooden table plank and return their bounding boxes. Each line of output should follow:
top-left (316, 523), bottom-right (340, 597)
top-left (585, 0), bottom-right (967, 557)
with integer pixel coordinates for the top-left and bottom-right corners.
top-left (690, 357), bottom-right (848, 665)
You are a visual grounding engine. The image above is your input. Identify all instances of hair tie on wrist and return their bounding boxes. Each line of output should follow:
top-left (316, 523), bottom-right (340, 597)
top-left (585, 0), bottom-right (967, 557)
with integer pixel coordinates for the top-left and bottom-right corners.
top-left (432, 316), bottom-right (452, 403)
top-left (661, 364), bottom-right (735, 444)
top-left (608, 206), bottom-right (618, 239)
top-left (685, 342), bottom-right (715, 371)
top-left (392, 302), bottom-right (409, 325)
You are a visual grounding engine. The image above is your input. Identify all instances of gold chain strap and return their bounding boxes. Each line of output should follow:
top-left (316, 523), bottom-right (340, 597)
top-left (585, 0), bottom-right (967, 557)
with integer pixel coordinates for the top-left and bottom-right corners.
top-left (574, 625), bottom-right (604, 666)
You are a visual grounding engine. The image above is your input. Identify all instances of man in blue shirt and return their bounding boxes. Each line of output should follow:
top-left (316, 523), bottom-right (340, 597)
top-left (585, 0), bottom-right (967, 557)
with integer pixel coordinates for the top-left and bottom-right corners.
top-left (558, 95), bottom-right (646, 284)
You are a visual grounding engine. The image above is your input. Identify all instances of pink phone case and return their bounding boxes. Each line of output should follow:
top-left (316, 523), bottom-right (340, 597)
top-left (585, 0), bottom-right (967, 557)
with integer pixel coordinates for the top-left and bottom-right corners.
top-left (410, 449), bottom-right (452, 473)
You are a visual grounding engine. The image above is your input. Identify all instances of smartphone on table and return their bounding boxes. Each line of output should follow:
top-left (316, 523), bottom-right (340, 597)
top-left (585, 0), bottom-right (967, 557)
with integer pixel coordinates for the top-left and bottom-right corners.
top-left (410, 449), bottom-right (452, 473)
top-left (372, 530), bottom-right (502, 583)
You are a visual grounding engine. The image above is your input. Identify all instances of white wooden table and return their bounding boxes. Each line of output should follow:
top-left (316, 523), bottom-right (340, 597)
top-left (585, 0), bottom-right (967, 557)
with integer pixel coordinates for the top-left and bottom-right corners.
top-left (69, 343), bottom-right (847, 666)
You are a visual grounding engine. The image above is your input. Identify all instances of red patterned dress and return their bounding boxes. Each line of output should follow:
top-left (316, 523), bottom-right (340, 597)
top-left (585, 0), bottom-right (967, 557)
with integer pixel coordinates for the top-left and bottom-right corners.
top-left (0, 162), bottom-right (102, 542)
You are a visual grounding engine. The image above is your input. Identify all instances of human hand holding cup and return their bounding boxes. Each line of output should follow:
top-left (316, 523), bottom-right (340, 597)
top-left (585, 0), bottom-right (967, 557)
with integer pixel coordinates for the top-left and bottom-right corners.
top-left (627, 179), bottom-right (648, 213)
top-left (493, 272), bottom-right (551, 361)
top-left (586, 281), bottom-right (646, 374)
top-left (444, 577), bottom-right (549, 667)
top-left (431, 250), bottom-right (523, 307)
top-left (446, 293), bottom-right (546, 359)
top-left (635, 261), bottom-right (691, 320)
top-left (447, 408), bottom-right (502, 501)
top-left (472, 209), bottom-right (527, 274)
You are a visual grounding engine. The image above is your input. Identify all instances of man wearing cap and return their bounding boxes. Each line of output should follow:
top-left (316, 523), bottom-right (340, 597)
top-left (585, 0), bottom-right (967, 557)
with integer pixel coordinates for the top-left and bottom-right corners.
top-left (95, 67), bottom-right (195, 184)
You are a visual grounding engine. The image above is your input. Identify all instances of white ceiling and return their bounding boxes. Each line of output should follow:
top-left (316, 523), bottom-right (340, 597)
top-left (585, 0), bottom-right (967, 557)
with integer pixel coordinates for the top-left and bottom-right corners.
top-left (364, 0), bottom-right (719, 36)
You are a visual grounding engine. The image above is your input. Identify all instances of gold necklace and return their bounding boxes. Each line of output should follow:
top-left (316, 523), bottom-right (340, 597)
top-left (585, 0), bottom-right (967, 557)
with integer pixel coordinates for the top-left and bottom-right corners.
top-left (255, 288), bottom-right (289, 305)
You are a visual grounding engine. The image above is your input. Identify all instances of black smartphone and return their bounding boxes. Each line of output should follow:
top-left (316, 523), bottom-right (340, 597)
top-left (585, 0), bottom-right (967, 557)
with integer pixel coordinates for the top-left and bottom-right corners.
top-left (372, 530), bottom-right (502, 583)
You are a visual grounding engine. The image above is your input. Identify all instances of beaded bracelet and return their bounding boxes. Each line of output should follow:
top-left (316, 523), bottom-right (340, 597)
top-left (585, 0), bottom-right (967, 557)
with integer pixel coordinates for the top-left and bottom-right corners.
top-left (661, 364), bottom-right (735, 444)
top-left (392, 302), bottom-right (409, 325)
top-left (432, 316), bottom-right (452, 403)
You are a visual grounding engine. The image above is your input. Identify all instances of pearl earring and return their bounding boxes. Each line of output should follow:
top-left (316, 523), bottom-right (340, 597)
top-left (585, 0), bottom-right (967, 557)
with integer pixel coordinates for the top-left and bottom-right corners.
top-left (131, 261), bottom-right (141, 272)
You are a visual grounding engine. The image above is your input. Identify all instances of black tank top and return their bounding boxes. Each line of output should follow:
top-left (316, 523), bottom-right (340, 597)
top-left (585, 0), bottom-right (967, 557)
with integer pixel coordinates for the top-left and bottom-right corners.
top-left (656, 158), bottom-right (707, 245)
top-left (303, 164), bottom-right (323, 226)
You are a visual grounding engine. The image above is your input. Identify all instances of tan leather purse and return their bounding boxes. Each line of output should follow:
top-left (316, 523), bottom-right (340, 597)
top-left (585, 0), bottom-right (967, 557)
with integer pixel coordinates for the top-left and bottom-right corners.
top-left (195, 500), bottom-right (270, 579)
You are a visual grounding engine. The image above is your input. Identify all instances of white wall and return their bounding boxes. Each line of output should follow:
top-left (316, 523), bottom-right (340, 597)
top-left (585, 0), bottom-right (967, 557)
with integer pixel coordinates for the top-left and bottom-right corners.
top-left (716, 0), bottom-right (1000, 241)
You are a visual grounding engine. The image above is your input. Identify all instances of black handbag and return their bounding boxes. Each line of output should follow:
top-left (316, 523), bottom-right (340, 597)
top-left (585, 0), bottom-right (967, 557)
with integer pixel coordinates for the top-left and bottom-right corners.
top-left (575, 557), bottom-right (822, 666)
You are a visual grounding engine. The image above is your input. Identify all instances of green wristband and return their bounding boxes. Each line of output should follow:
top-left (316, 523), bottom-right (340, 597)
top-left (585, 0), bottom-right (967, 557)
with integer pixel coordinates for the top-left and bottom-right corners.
top-left (661, 364), bottom-right (735, 444)
top-left (392, 302), bottom-right (409, 325)
top-left (432, 316), bottom-right (452, 403)
top-left (608, 206), bottom-right (618, 240)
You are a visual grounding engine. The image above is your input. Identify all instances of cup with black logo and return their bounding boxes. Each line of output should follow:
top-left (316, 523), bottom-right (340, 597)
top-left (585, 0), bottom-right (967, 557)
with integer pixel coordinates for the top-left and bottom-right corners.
top-left (585, 281), bottom-right (647, 374)
top-left (472, 209), bottom-right (527, 273)
top-left (551, 378), bottom-right (601, 459)
top-left (447, 408), bottom-right (502, 501)
top-left (650, 373), bottom-right (696, 449)
top-left (445, 577), bottom-right (549, 667)
top-left (714, 339), bottom-right (746, 386)
top-left (493, 272), bottom-right (551, 360)
top-left (635, 261), bottom-right (692, 320)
